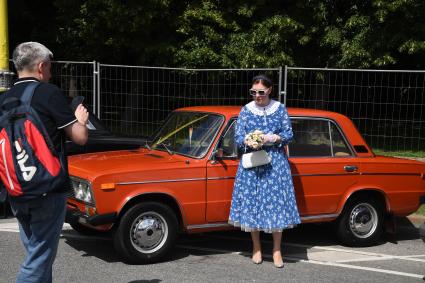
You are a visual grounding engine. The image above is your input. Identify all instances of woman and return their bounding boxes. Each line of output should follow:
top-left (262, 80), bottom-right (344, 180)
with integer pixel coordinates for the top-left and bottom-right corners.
top-left (228, 74), bottom-right (300, 268)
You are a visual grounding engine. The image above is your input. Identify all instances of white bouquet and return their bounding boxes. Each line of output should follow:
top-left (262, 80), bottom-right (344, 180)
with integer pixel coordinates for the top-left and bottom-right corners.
top-left (244, 130), bottom-right (265, 150)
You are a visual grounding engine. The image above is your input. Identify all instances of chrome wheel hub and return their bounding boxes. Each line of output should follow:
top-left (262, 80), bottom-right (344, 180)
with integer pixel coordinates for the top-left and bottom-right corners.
top-left (130, 211), bottom-right (168, 253)
top-left (349, 203), bottom-right (378, 239)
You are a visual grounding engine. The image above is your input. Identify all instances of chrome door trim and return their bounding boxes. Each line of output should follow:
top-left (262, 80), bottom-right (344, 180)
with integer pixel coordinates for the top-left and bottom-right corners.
top-left (116, 177), bottom-right (205, 186)
top-left (300, 213), bottom-right (339, 221)
top-left (187, 222), bottom-right (230, 230)
top-left (207, 176), bottom-right (235, 181)
top-left (291, 173), bottom-right (360, 177)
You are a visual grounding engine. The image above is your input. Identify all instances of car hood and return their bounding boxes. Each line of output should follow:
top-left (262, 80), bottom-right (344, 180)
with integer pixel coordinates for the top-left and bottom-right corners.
top-left (68, 149), bottom-right (196, 179)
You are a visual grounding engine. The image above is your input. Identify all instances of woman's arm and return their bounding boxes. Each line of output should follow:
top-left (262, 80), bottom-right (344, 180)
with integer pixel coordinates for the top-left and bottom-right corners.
top-left (276, 104), bottom-right (293, 146)
top-left (234, 107), bottom-right (249, 149)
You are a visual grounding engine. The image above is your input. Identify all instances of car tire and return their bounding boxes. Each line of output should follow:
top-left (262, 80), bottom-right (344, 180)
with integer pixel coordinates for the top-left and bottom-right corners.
top-left (113, 202), bottom-right (178, 264)
top-left (70, 222), bottom-right (105, 235)
top-left (336, 196), bottom-right (384, 247)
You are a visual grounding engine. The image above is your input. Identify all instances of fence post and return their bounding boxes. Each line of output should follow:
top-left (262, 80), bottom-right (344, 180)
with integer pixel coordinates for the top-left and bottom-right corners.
top-left (282, 65), bottom-right (288, 105)
top-left (278, 66), bottom-right (282, 103)
top-left (92, 61), bottom-right (97, 115)
top-left (96, 62), bottom-right (101, 119)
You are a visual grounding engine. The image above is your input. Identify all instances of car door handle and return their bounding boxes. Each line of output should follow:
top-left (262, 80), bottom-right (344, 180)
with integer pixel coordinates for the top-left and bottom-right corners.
top-left (344, 165), bottom-right (358, 172)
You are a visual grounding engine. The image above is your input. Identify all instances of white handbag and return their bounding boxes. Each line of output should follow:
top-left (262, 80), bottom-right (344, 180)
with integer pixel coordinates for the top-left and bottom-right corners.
top-left (241, 150), bottom-right (271, 169)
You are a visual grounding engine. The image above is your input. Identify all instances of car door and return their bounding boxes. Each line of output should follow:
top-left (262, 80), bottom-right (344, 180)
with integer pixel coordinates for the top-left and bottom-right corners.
top-left (206, 119), bottom-right (239, 223)
top-left (288, 117), bottom-right (361, 219)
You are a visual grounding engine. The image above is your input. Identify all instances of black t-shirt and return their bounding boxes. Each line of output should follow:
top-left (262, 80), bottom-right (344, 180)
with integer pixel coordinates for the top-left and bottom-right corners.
top-left (0, 78), bottom-right (77, 149)
top-left (0, 77), bottom-right (77, 193)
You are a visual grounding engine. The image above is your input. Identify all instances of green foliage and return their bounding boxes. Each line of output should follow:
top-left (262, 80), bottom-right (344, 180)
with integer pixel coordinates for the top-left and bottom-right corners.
top-left (52, 0), bottom-right (181, 65)
top-left (9, 0), bottom-right (425, 68)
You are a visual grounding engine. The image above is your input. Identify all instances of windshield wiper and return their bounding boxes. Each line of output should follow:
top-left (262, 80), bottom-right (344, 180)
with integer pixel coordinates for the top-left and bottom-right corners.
top-left (158, 142), bottom-right (173, 155)
top-left (144, 141), bottom-right (151, 151)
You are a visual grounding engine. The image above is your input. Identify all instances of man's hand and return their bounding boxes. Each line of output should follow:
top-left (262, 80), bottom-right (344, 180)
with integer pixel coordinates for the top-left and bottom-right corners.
top-left (75, 104), bottom-right (89, 126)
top-left (65, 104), bottom-right (89, 145)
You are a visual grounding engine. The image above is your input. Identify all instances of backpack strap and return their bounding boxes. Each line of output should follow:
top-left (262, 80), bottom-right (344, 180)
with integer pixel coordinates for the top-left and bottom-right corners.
top-left (19, 82), bottom-right (64, 157)
top-left (20, 82), bottom-right (40, 105)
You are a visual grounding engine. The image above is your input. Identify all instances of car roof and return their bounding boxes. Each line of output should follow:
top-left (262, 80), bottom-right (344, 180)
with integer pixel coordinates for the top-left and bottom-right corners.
top-left (176, 105), bottom-right (348, 120)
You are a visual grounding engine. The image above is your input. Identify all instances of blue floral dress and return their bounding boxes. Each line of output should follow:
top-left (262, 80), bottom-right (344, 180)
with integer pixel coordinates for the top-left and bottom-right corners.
top-left (228, 100), bottom-right (301, 233)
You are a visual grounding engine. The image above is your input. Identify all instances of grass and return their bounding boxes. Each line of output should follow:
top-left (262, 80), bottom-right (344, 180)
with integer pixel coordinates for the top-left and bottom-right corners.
top-left (414, 205), bottom-right (425, 216)
top-left (373, 149), bottom-right (425, 158)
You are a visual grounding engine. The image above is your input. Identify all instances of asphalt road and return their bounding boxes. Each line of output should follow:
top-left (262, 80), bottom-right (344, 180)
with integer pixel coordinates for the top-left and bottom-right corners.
top-left (0, 217), bottom-right (424, 283)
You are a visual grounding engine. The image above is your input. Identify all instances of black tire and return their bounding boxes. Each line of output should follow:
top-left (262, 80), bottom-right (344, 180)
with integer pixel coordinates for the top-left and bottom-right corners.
top-left (336, 196), bottom-right (384, 247)
top-left (70, 222), bottom-right (104, 235)
top-left (113, 202), bottom-right (178, 264)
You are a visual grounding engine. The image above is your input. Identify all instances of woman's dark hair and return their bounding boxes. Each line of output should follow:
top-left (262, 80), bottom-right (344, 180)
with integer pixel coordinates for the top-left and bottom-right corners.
top-left (252, 74), bottom-right (273, 88)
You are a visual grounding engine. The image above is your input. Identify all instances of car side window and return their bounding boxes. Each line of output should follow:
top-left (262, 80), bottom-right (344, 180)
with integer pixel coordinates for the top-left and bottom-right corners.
top-left (288, 118), bottom-right (352, 157)
top-left (217, 120), bottom-right (238, 158)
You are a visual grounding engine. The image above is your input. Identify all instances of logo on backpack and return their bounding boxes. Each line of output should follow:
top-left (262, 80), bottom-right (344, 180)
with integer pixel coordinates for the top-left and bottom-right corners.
top-left (14, 139), bottom-right (37, 181)
top-left (0, 82), bottom-right (67, 200)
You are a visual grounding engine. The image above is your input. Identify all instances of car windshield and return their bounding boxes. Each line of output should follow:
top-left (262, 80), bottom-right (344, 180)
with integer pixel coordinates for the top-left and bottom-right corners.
top-left (150, 111), bottom-right (224, 158)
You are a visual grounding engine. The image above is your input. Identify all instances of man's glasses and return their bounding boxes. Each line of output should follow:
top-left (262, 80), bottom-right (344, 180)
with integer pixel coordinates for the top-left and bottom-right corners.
top-left (249, 88), bottom-right (269, 96)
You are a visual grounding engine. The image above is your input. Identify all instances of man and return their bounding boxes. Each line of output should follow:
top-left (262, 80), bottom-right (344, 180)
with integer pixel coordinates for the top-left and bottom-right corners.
top-left (0, 42), bottom-right (88, 283)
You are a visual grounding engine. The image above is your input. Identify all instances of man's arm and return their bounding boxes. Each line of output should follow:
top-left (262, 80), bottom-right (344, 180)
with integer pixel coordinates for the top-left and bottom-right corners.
top-left (64, 104), bottom-right (89, 145)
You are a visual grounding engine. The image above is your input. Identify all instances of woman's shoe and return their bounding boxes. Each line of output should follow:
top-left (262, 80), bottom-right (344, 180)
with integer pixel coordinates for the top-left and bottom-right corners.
top-left (273, 260), bottom-right (284, 268)
top-left (252, 250), bottom-right (263, 264)
top-left (252, 258), bottom-right (263, 264)
top-left (273, 251), bottom-right (284, 268)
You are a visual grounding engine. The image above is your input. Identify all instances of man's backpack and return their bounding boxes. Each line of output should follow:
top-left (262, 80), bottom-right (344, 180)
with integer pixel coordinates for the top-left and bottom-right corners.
top-left (0, 82), bottom-right (67, 201)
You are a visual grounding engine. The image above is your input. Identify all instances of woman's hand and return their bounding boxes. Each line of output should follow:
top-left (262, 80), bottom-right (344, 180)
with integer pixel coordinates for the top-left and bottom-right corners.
top-left (263, 134), bottom-right (281, 144)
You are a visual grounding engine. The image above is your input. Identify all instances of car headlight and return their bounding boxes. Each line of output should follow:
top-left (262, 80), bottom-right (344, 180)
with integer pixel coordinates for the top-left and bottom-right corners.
top-left (70, 177), bottom-right (95, 205)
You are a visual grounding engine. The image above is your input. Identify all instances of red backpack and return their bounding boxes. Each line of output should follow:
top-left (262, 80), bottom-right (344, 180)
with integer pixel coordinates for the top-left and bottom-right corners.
top-left (0, 82), bottom-right (67, 201)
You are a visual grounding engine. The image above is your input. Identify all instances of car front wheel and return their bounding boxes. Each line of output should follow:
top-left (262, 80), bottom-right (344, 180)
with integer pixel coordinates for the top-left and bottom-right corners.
top-left (113, 202), bottom-right (178, 264)
top-left (336, 197), bottom-right (384, 246)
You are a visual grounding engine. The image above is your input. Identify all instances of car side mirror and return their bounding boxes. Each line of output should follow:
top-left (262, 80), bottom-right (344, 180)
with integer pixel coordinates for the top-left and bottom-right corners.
top-left (211, 148), bottom-right (224, 164)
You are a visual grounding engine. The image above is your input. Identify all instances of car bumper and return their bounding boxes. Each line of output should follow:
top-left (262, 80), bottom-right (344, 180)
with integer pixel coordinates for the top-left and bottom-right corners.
top-left (66, 207), bottom-right (117, 226)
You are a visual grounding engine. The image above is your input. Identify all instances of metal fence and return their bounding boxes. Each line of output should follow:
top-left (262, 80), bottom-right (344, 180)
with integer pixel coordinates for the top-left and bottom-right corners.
top-left (97, 65), bottom-right (281, 136)
top-left (284, 67), bottom-right (425, 151)
top-left (10, 61), bottom-right (423, 152)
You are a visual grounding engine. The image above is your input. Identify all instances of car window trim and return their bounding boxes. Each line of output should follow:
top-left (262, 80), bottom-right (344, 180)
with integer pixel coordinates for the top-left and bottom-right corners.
top-left (209, 117), bottom-right (238, 160)
top-left (289, 116), bottom-right (356, 158)
top-left (151, 111), bottom-right (225, 159)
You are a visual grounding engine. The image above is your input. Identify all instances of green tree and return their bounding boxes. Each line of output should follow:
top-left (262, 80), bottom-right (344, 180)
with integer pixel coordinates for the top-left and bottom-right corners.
top-left (175, 0), bottom-right (425, 69)
top-left (9, 0), bottom-right (425, 68)
top-left (53, 0), bottom-right (183, 65)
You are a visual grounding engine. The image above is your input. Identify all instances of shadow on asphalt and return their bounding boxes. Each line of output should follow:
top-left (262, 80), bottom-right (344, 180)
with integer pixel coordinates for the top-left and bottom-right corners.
top-left (59, 216), bottom-right (421, 265)
top-left (128, 280), bottom-right (161, 283)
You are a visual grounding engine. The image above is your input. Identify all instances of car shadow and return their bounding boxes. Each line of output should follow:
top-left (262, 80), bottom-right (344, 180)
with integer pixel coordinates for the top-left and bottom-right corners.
top-left (61, 216), bottom-right (422, 265)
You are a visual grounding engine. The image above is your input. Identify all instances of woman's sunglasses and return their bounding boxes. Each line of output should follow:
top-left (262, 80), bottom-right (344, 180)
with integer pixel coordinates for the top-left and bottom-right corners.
top-left (249, 88), bottom-right (269, 96)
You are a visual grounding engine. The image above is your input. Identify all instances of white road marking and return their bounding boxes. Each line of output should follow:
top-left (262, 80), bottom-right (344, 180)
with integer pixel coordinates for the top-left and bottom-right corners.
top-left (176, 244), bottom-right (425, 280)
top-left (0, 221), bottom-right (71, 233)
top-left (209, 234), bottom-right (425, 263)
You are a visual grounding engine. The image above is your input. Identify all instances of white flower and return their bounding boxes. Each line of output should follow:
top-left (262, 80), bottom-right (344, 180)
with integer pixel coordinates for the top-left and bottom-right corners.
top-left (244, 130), bottom-right (265, 149)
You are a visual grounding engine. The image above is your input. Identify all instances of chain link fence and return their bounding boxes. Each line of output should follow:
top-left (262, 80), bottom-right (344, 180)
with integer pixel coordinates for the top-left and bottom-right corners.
top-left (97, 65), bottom-right (281, 136)
top-left (7, 61), bottom-right (424, 152)
top-left (284, 67), bottom-right (425, 152)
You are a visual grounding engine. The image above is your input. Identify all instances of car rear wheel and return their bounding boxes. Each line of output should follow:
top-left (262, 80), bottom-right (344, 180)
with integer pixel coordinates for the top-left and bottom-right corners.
top-left (113, 202), bottom-right (178, 264)
top-left (336, 196), bottom-right (384, 246)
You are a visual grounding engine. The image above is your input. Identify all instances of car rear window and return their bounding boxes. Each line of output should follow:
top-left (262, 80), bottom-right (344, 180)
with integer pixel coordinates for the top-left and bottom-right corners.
top-left (288, 118), bottom-right (352, 157)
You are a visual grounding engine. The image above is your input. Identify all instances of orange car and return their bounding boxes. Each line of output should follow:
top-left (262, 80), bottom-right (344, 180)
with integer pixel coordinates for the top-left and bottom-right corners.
top-left (66, 106), bottom-right (425, 263)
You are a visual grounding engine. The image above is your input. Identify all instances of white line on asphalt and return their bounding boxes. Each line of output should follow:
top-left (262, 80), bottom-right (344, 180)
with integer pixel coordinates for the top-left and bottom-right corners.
top-left (208, 234), bottom-right (425, 263)
top-left (176, 244), bottom-right (425, 280)
top-left (0, 221), bottom-right (71, 233)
